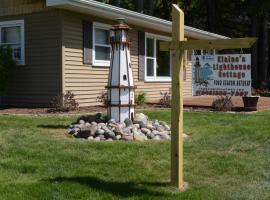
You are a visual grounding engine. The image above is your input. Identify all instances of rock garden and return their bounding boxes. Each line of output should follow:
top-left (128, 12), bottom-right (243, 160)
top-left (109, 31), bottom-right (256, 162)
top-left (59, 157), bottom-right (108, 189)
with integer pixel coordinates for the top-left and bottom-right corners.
top-left (67, 113), bottom-right (171, 141)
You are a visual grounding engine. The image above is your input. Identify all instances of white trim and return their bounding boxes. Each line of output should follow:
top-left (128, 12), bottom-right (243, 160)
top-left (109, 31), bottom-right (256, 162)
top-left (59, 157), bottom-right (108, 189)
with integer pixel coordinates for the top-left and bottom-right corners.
top-left (0, 20), bottom-right (25, 65)
top-left (92, 22), bottom-right (111, 67)
top-left (47, 0), bottom-right (229, 40)
top-left (145, 33), bottom-right (172, 82)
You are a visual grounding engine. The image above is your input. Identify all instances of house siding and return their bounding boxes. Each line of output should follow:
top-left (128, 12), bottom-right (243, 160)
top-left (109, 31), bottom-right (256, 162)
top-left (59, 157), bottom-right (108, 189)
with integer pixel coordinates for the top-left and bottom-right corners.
top-left (62, 11), bottom-right (192, 107)
top-left (0, 10), bottom-right (62, 106)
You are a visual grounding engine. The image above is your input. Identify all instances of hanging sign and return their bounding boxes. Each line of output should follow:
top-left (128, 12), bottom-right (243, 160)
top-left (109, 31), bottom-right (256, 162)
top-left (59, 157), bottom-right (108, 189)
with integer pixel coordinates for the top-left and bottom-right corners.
top-left (192, 54), bottom-right (251, 96)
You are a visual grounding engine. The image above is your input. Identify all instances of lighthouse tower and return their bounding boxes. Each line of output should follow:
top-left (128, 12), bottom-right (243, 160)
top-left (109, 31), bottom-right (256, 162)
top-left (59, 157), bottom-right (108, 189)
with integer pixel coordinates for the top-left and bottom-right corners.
top-left (106, 19), bottom-right (136, 122)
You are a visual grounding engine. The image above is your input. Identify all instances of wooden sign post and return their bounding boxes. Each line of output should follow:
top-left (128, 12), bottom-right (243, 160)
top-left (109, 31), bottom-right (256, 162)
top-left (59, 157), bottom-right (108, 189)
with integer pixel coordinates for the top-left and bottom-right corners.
top-left (168, 4), bottom-right (257, 191)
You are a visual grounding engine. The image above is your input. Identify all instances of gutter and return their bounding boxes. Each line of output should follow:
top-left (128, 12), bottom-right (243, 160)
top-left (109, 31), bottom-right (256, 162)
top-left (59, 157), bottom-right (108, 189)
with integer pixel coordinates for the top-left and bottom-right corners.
top-left (47, 0), bottom-right (229, 40)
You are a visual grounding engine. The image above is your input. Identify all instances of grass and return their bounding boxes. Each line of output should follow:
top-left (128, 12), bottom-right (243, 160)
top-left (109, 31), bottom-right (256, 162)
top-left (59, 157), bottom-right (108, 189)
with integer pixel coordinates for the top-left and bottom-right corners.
top-left (0, 110), bottom-right (269, 200)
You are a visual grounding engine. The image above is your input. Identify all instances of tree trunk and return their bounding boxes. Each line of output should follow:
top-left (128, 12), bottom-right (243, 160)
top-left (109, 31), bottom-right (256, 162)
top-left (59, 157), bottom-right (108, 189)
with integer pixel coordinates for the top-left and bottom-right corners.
top-left (259, 13), bottom-right (269, 84)
top-left (148, 0), bottom-right (154, 16)
top-left (206, 0), bottom-right (217, 32)
top-left (251, 13), bottom-right (259, 86)
top-left (137, 0), bottom-right (144, 13)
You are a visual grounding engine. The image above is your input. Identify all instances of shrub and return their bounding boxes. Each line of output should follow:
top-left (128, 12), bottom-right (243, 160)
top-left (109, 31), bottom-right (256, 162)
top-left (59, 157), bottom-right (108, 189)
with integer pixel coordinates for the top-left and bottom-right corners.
top-left (212, 96), bottom-right (234, 111)
top-left (135, 92), bottom-right (146, 105)
top-left (160, 90), bottom-right (171, 108)
top-left (0, 47), bottom-right (16, 94)
top-left (48, 91), bottom-right (78, 112)
top-left (96, 91), bottom-right (108, 106)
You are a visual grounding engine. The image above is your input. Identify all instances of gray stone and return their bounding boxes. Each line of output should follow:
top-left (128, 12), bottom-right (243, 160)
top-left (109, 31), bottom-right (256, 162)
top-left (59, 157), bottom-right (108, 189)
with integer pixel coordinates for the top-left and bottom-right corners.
top-left (147, 133), bottom-right (155, 139)
top-left (98, 123), bottom-right (106, 127)
top-left (153, 135), bottom-right (161, 140)
top-left (122, 127), bottom-right (131, 134)
top-left (106, 138), bottom-right (113, 142)
top-left (66, 128), bottom-right (73, 134)
top-left (119, 122), bottom-right (126, 128)
top-left (104, 131), bottom-right (116, 140)
top-left (153, 120), bottom-right (160, 127)
top-left (146, 124), bottom-right (155, 130)
top-left (96, 129), bottom-right (105, 135)
top-left (108, 119), bottom-right (116, 124)
top-left (79, 120), bottom-right (85, 124)
top-left (88, 136), bottom-right (94, 140)
top-left (133, 121), bottom-right (147, 128)
top-left (159, 121), bottom-right (167, 126)
top-left (94, 137), bottom-right (101, 141)
top-left (134, 134), bottom-right (147, 141)
top-left (133, 124), bottom-right (140, 129)
top-left (141, 128), bottom-right (151, 135)
top-left (164, 125), bottom-right (171, 131)
top-left (116, 135), bottom-right (122, 140)
top-left (122, 134), bottom-right (133, 141)
top-left (114, 126), bottom-right (124, 136)
top-left (156, 125), bottom-right (165, 132)
top-left (99, 135), bottom-right (106, 140)
top-left (160, 134), bottom-right (170, 140)
top-left (134, 113), bottom-right (148, 124)
top-left (69, 124), bottom-right (74, 129)
top-left (79, 127), bottom-right (91, 138)
top-left (91, 121), bottom-right (97, 126)
top-left (90, 125), bottom-right (98, 136)
top-left (77, 113), bottom-right (102, 123)
top-left (124, 118), bottom-right (133, 127)
top-left (152, 130), bottom-right (160, 136)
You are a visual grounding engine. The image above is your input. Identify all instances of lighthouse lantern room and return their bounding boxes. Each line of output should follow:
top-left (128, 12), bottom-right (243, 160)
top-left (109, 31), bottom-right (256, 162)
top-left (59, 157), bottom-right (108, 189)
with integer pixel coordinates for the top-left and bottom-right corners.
top-left (106, 18), bottom-right (136, 123)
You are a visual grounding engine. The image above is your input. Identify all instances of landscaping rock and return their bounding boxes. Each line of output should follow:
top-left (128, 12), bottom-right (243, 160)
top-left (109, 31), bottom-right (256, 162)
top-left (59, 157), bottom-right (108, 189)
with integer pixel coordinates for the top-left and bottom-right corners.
top-left (134, 113), bottom-right (148, 124)
top-left (79, 127), bottom-right (91, 138)
top-left (124, 118), bottom-right (133, 127)
top-left (68, 113), bottom-right (172, 142)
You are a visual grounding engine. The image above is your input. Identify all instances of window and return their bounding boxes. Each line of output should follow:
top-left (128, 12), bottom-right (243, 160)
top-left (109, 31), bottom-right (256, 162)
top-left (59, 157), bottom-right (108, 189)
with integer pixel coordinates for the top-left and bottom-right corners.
top-left (0, 20), bottom-right (24, 65)
top-left (93, 22), bottom-right (111, 66)
top-left (145, 33), bottom-right (171, 81)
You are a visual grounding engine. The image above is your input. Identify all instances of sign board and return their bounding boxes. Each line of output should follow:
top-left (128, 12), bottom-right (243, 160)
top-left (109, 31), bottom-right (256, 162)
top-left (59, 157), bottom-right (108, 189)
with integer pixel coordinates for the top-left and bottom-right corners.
top-left (192, 54), bottom-right (251, 96)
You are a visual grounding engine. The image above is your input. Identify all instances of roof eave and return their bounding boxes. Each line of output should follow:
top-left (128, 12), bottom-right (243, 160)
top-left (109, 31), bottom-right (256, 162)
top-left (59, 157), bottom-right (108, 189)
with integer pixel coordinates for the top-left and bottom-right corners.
top-left (47, 0), bottom-right (229, 40)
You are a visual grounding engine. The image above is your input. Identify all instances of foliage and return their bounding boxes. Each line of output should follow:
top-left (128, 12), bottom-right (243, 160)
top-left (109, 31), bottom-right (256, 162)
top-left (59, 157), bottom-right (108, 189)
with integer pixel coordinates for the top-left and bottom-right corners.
top-left (159, 90), bottom-right (171, 108)
top-left (0, 47), bottom-right (16, 94)
top-left (211, 96), bottom-right (234, 111)
top-left (48, 91), bottom-right (78, 112)
top-left (96, 90), bottom-right (108, 106)
top-left (0, 111), bottom-right (270, 199)
top-left (135, 92), bottom-right (146, 105)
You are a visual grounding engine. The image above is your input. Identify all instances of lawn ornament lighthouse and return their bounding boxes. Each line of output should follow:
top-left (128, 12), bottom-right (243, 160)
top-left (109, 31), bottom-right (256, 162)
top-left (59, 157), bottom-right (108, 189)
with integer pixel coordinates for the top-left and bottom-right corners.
top-left (106, 18), bottom-right (136, 122)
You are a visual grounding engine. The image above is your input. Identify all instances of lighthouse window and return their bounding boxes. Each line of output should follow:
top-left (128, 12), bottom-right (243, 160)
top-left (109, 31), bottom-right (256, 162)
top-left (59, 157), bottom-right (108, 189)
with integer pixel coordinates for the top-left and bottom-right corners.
top-left (145, 33), bottom-right (171, 81)
top-left (93, 22), bottom-right (111, 66)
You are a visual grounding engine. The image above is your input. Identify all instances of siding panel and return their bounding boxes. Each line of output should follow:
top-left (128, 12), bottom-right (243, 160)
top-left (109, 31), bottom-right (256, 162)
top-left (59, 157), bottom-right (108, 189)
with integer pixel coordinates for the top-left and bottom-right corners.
top-left (62, 11), bottom-right (192, 107)
top-left (0, 10), bottom-right (62, 106)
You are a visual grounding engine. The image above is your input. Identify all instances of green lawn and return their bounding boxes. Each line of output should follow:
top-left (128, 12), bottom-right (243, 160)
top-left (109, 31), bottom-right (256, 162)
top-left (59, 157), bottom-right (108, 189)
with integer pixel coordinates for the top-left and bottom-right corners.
top-left (0, 110), bottom-right (269, 200)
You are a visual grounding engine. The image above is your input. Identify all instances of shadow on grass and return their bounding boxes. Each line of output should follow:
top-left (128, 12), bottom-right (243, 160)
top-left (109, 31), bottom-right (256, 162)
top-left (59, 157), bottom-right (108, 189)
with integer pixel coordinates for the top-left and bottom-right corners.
top-left (37, 125), bottom-right (68, 129)
top-left (48, 176), bottom-right (167, 197)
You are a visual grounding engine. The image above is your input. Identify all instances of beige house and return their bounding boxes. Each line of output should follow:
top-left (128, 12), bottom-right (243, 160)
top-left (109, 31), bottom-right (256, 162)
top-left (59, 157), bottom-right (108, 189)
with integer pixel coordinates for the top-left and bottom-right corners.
top-left (0, 0), bottom-right (227, 107)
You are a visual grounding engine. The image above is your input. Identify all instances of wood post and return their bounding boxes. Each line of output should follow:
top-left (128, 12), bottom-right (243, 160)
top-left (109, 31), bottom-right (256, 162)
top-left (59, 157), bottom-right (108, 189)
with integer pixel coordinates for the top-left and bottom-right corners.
top-left (171, 4), bottom-right (185, 190)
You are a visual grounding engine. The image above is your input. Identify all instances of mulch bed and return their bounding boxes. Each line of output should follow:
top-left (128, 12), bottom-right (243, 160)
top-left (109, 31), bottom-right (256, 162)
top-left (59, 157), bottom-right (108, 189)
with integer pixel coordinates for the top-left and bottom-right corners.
top-left (0, 96), bottom-right (269, 115)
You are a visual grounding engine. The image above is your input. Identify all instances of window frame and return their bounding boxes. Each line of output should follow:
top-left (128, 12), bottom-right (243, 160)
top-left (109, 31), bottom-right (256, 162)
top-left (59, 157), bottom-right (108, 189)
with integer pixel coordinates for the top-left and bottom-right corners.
top-left (145, 33), bottom-right (172, 82)
top-left (0, 20), bottom-right (25, 65)
top-left (92, 22), bottom-right (111, 67)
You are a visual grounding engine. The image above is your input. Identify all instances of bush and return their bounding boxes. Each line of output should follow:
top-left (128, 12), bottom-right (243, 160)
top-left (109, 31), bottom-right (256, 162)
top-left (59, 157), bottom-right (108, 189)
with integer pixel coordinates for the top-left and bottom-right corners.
top-left (48, 91), bottom-right (78, 112)
top-left (160, 90), bottom-right (171, 108)
top-left (96, 91), bottom-right (108, 107)
top-left (0, 47), bottom-right (16, 94)
top-left (135, 92), bottom-right (146, 105)
top-left (212, 96), bottom-right (234, 111)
